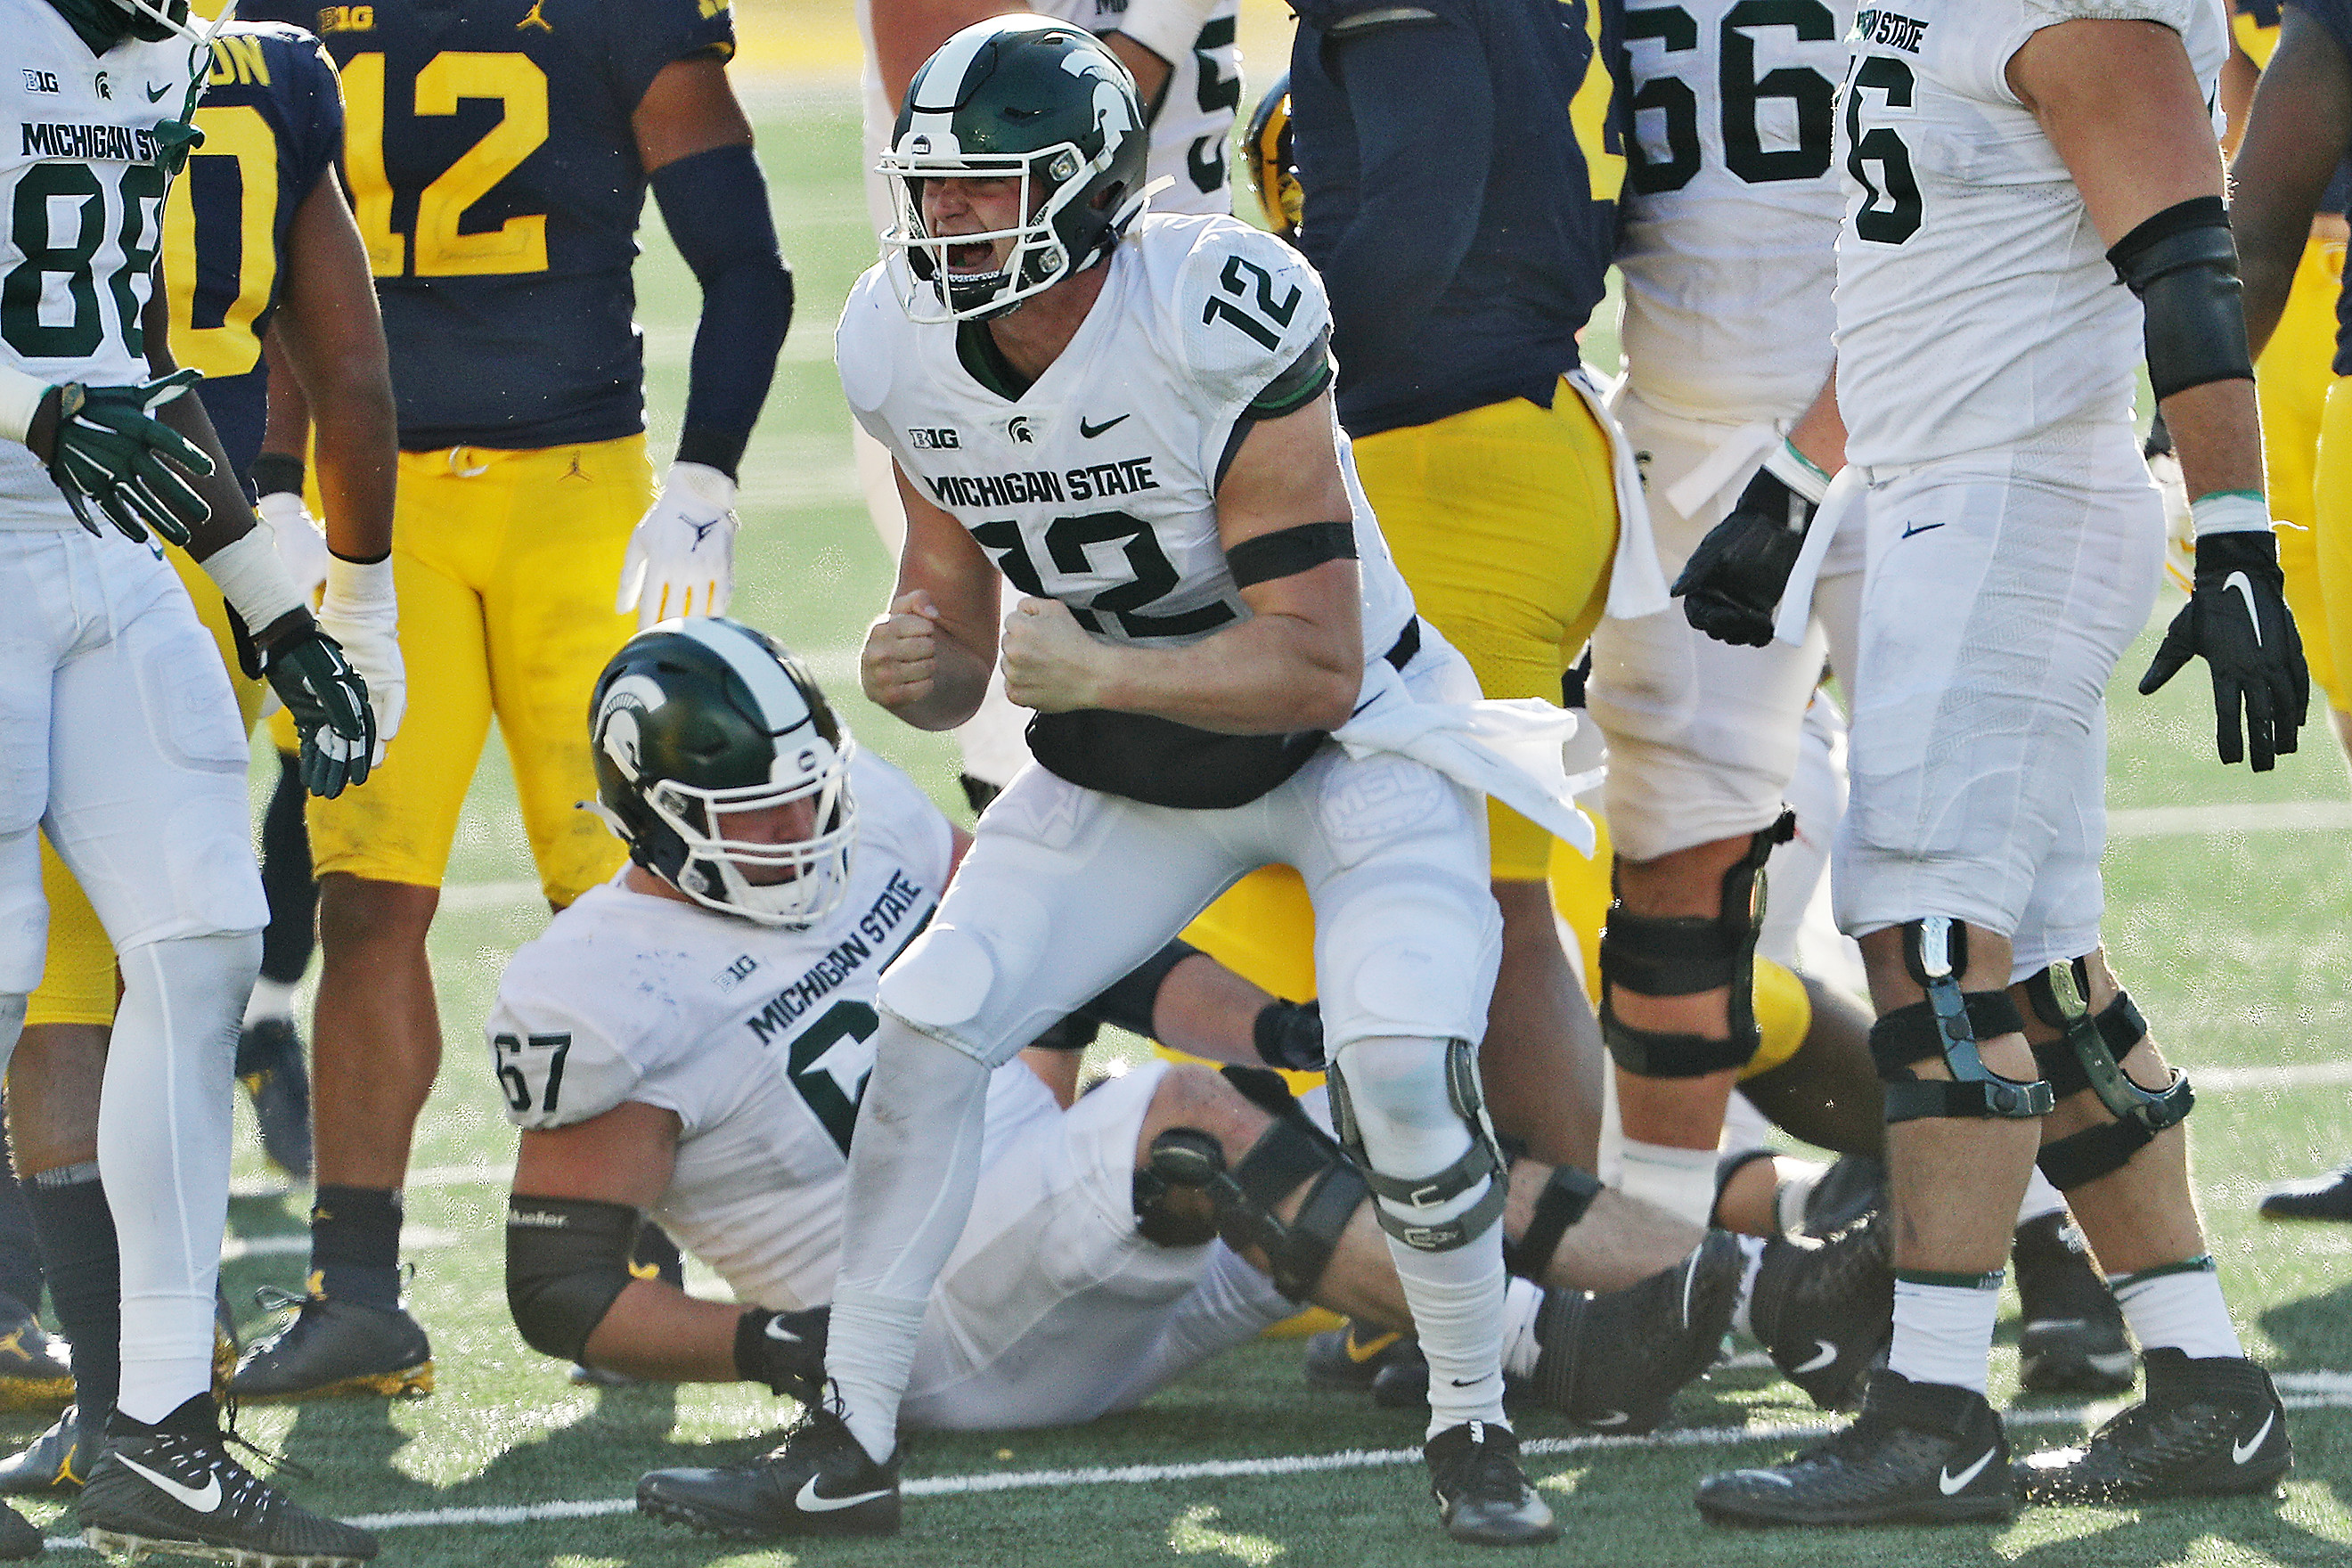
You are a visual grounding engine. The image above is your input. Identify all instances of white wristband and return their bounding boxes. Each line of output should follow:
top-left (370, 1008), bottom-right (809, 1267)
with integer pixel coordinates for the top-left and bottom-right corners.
top-left (0, 364), bottom-right (53, 446)
top-left (2190, 491), bottom-right (2271, 539)
top-left (1107, 0), bottom-right (1223, 73)
top-left (1762, 437), bottom-right (1833, 505)
top-left (322, 552), bottom-right (396, 616)
top-left (200, 527), bottom-right (306, 633)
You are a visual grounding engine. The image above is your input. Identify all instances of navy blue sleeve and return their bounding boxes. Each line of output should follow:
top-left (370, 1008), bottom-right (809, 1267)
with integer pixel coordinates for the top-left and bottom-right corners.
top-left (2288, 0), bottom-right (2352, 61)
top-left (600, 0), bottom-right (738, 115)
top-left (268, 28), bottom-right (345, 206)
top-left (650, 143), bottom-right (792, 478)
top-left (1311, 15), bottom-right (1495, 390)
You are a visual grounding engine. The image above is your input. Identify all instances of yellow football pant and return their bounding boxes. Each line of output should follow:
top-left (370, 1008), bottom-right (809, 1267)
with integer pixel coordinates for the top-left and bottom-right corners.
top-left (2261, 233), bottom-right (2348, 710)
top-left (306, 437), bottom-right (649, 904)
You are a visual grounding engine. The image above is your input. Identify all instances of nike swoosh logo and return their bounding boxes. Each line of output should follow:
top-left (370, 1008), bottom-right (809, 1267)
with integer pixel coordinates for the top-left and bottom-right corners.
top-left (1078, 414), bottom-right (1129, 438)
top-left (2233, 1410), bottom-right (2275, 1464)
top-left (1449, 1376), bottom-right (1493, 1387)
top-left (146, 83), bottom-right (170, 102)
top-left (1588, 1410), bottom-right (1632, 1427)
top-left (1343, 1330), bottom-right (1402, 1364)
top-left (1900, 520), bottom-right (1946, 539)
top-left (1734, 1468), bottom-right (1794, 1487)
top-left (1791, 1340), bottom-right (1839, 1376)
top-left (1939, 1448), bottom-right (1997, 1495)
top-left (117, 1453), bottom-right (222, 1514)
top-left (764, 1319), bottom-right (801, 1343)
top-left (2224, 570), bottom-right (2264, 648)
top-left (796, 1475), bottom-right (892, 1513)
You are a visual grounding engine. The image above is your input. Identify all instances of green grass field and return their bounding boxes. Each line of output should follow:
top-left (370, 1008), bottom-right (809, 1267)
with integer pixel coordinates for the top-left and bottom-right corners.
top-left (24, 77), bottom-right (2352, 1567)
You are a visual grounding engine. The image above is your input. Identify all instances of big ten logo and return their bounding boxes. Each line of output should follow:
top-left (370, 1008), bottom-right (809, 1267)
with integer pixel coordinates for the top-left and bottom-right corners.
top-left (909, 427), bottom-right (960, 450)
top-left (21, 69), bottom-right (61, 94)
top-left (315, 5), bottom-right (375, 32)
top-left (207, 33), bottom-right (274, 87)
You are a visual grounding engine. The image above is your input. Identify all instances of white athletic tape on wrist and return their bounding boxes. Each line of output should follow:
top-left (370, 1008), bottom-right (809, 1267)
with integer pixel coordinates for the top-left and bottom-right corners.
top-left (1762, 437), bottom-right (1833, 504)
top-left (323, 552), bottom-right (396, 617)
top-left (201, 527), bottom-right (306, 633)
top-left (2189, 491), bottom-right (2272, 539)
top-left (0, 365), bottom-right (52, 446)
top-left (1107, 0), bottom-right (1224, 76)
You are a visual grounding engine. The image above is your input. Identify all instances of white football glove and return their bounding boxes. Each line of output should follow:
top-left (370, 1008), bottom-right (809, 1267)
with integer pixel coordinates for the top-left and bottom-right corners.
top-left (317, 554), bottom-right (404, 764)
top-left (257, 489), bottom-right (331, 605)
top-left (618, 461), bottom-right (739, 628)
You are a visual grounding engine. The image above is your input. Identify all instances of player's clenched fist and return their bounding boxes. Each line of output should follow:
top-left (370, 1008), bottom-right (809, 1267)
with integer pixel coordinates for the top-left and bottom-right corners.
top-left (1002, 596), bottom-right (1107, 713)
top-left (862, 590), bottom-right (940, 712)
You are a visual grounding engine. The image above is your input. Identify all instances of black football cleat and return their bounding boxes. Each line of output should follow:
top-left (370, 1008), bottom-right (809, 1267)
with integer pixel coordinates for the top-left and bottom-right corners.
top-left (1748, 1209), bottom-right (1893, 1410)
top-left (638, 1401), bottom-right (899, 1539)
top-left (0, 1502), bottom-right (35, 1560)
top-left (231, 1293), bottom-right (433, 1401)
top-left (2013, 1348), bottom-right (2291, 1504)
top-left (1423, 1419), bottom-right (1558, 1546)
top-left (2012, 1212), bottom-right (2134, 1395)
top-left (237, 1018), bottom-right (315, 1181)
top-left (1798, 1154), bottom-right (1886, 1237)
top-left (0, 1405), bottom-right (91, 1494)
top-left (1529, 1229), bottom-right (1742, 1433)
top-left (1695, 1370), bottom-right (2016, 1527)
top-left (2258, 1164), bottom-right (2352, 1221)
top-left (0, 1306), bottom-right (73, 1413)
top-left (79, 1392), bottom-right (378, 1566)
top-left (1303, 1319), bottom-right (1422, 1394)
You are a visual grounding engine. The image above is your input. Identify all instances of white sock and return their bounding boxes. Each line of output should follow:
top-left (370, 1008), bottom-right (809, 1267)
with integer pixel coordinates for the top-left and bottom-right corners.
top-left (1389, 1225), bottom-right (1511, 1437)
top-left (1885, 1274), bottom-right (2002, 1393)
top-left (2111, 1260), bottom-right (2242, 1360)
top-left (243, 976), bottom-right (298, 1029)
top-left (1618, 1139), bottom-right (1720, 1229)
top-left (1500, 1277), bottom-right (1545, 1380)
top-left (2016, 1167), bottom-right (2065, 1226)
top-left (1729, 1234), bottom-right (1768, 1336)
top-left (825, 1021), bottom-right (992, 1463)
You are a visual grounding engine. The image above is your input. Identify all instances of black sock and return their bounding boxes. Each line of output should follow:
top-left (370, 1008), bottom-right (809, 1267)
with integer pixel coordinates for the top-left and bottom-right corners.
top-left (0, 1125), bottom-right (46, 1313)
top-left (257, 748), bottom-right (317, 989)
top-left (310, 1185), bottom-right (402, 1310)
top-left (26, 1164), bottom-right (118, 1458)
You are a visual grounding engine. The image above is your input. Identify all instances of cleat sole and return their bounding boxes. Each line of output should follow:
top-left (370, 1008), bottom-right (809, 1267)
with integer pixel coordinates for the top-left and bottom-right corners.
top-left (235, 1361), bottom-right (432, 1404)
top-left (0, 1379), bottom-right (75, 1412)
top-left (636, 1489), bottom-right (899, 1540)
top-left (84, 1527), bottom-right (372, 1568)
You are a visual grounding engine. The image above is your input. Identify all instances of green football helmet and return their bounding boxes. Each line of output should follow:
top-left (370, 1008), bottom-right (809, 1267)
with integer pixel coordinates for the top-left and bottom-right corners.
top-left (587, 618), bottom-right (860, 929)
top-left (881, 14), bottom-right (1153, 322)
top-left (43, 0), bottom-right (199, 53)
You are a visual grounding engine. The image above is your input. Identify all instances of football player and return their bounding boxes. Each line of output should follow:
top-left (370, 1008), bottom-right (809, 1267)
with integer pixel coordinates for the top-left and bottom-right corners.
top-left (638, 18), bottom-right (1629, 1546)
top-left (228, 0), bottom-right (792, 1404)
top-left (517, 625), bottom-right (1852, 1495)
top-left (2231, 0), bottom-right (2352, 1222)
top-left (0, 15), bottom-right (401, 1512)
top-left (852, 0), bottom-right (1244, 813)
top-left (0, 0), bottom-right (378, 1557)
top-left (1696, 0), bottom-right (2299, 1525)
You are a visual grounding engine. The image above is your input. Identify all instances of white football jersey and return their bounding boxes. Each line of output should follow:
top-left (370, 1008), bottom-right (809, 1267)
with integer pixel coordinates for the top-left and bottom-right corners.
top-left (853, 0), bottom-right (1238, 236)
top-left (488, 751), bottom-right (1053, 1311)
top-left (1833, 0), bottom-right (2228, 467)
top-left (837, 213), bottom-right (1417, 669)
top-left (1615, 0), bottom-right (1852, 422)
top-left (0, 7), bottom-right (196, 527)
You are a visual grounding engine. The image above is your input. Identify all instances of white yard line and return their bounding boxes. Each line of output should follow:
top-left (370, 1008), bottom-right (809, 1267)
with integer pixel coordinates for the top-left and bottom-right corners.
top-left (2108, 801), bottom-right (2352, 837)
top-left (37, 1379), bottom-right (2352, 1548)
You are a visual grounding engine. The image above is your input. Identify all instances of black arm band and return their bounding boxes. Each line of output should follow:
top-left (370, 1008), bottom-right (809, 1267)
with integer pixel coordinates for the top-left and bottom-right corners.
top-left (248, 453), bottom-right (304, 498)
top-left (1226, 522), bottom-right (1358, 589)
top-left (505, 1195), bottom-right (642, 1362)
top-left (2106, 196), bottom-right (2254, 402)
top-left (1080, 940), bottom-right (1204, 1037)
top-left (650, 143), bottom-right (794, 481)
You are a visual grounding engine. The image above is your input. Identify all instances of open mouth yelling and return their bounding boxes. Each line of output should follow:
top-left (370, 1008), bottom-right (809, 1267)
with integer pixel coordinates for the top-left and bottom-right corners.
top-left (945, 240), bottom-right (995, 271)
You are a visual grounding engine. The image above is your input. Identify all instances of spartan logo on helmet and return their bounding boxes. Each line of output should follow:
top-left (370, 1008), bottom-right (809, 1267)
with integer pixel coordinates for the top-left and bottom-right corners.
top-left (880, 15), bottom-right (1156, 323)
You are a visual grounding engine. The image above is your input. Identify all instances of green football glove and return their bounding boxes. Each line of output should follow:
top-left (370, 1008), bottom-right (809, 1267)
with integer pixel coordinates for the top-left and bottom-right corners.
top-left (257, 616), bottom-right (377, 798)
top-left (45, 368), bottom-right (214, 548)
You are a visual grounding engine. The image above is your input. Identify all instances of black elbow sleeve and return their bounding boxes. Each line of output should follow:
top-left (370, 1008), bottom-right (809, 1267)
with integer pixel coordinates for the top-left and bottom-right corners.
top-left (2108, 196), bottom-right (2254, 402)
top-left (505, 1195), bottom-right (642, 1362)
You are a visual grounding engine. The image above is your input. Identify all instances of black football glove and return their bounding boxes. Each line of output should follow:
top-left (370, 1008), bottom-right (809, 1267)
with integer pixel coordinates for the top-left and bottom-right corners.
top-left (1254, 998), bottom-right (1325, 1073)
top-left (2138, 528), bottom-right (2309, 771)
top-left (44, 369), bottom-right (214, 548)
top-left (256, 614), bottom-right (377, 797)
top-left (1672, 450), bottom-right (1824, 649)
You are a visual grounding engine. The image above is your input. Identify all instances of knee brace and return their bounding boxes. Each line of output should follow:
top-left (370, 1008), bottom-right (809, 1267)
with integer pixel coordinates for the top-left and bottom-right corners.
top-left (1327, 1040), bottom-right (1506, 1254)
top-left (505, 1196), bottom-right (641, 1362)
top-left (2021, 961), bottom-right (2193, 1189)
top-left (1132, 1068), bottom-right (1368, 1301)
top-left (1601, 812), bottom-right (1796, 1079)
top-left (1867, 919), bottom-right (2054, 1123)
top-left (1499, 1156), bottom-right (1604, 1278)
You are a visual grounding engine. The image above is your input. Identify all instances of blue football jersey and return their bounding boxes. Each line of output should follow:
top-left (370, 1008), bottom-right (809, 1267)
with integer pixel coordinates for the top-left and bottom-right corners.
top-left (242, 0), bottom-right (734, 451)
top-left (159, 21), bottom-right (342, 481)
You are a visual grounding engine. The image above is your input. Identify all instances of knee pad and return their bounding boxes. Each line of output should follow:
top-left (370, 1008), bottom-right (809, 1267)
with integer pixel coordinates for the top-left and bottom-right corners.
top-left (1327, 1039), bottom-right (1506, 1254)
top-left (1499, 1156), bottom-right (1603, 1278)
top-left (1600, 812), bottom-right (1796, 1079)
top-left (1867, 919), bottom-right (2054, 1123)
top-left (1132, 1069), bottom-right (1369, 1301)
top-left (505, 1195), bottom-right (640, 1361)
top-left (2021, 961), bottom-right (2193, 1189)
